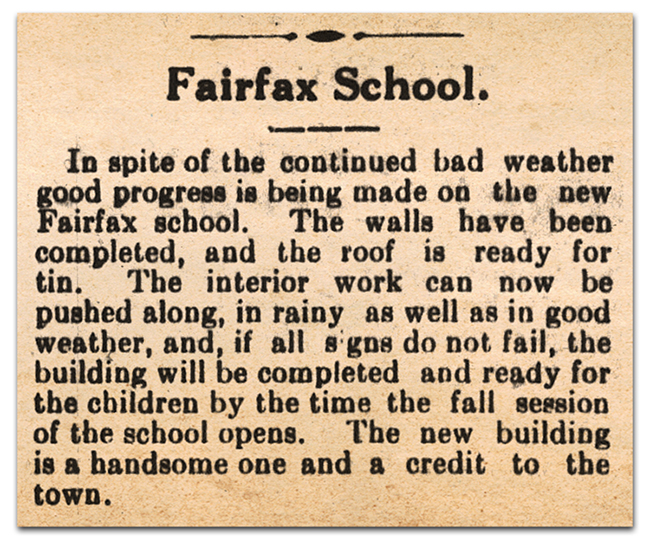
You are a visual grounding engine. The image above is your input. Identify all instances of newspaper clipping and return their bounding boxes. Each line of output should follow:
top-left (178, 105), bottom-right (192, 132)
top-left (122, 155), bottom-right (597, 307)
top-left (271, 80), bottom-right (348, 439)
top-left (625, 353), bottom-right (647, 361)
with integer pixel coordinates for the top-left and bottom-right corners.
top-left (17, 13), bottom-right (633, 526)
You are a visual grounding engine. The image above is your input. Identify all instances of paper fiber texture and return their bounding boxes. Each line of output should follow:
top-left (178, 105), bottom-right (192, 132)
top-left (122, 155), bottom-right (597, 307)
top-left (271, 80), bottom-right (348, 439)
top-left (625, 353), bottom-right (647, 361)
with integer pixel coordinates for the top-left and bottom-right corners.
top-left (17, 13), bottom-right (633, 526)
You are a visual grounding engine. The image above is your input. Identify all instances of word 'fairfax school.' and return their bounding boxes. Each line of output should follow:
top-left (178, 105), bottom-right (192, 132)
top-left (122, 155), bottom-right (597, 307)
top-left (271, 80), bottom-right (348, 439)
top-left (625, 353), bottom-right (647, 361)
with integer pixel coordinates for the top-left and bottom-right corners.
top-left (167, 65), bottom-right (486, 103)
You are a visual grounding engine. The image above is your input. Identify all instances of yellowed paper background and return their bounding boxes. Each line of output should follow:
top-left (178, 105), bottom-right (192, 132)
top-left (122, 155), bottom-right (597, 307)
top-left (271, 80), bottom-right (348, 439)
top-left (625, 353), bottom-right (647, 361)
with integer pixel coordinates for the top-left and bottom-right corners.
top-left (17, 13), bottom-right (632, 526)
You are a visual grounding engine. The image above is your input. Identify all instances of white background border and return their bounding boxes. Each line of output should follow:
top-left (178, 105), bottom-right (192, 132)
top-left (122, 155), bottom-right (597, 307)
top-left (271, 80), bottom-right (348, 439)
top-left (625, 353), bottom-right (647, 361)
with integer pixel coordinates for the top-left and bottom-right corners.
top-left (4, 1), bottom-right (647, 541)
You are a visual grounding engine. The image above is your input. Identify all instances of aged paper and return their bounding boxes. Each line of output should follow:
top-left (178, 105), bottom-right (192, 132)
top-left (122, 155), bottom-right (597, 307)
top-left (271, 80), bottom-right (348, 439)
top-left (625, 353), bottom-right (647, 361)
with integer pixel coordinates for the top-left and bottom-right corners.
top-left (17, 13), bottom-right (633, 526)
